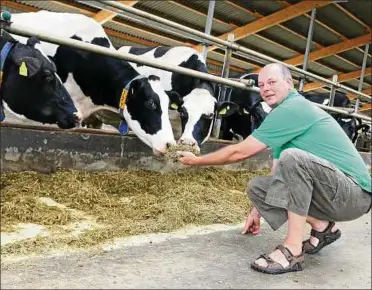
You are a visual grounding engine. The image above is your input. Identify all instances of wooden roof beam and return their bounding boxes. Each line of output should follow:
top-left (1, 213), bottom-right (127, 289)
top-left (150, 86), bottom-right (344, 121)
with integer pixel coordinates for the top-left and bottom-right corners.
top-left (279, 0), bottom-right (372, 58)
top-left (303, 67), bottom-right (372, 92)
top-left (229, 0), bottom-right (363, 70)
top-left (87, 1), bottom-right (138, 24)
top-left (348, 87), bottom-right (372, 100)
top-left (359, 104), bottom-right (371, 112)
top-left (285, 34), bottom-right (372, 66)
top-left (92, 10), bottom-right (117, 25)
top-left (194, 0), bottom-right (333, 53)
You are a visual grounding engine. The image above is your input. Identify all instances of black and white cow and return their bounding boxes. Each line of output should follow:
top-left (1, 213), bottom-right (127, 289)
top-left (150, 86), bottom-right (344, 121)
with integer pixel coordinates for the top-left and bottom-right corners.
top-left (10, 11), bottom-right (176, 155)
top-left (0, 31), bottom-right (80, 128)
top-left (301, 91), bottom-right (350, 107)
top-left (215, 73), bottom-right (271, 141)
top-left (118, 46), bottom-right (217, 152)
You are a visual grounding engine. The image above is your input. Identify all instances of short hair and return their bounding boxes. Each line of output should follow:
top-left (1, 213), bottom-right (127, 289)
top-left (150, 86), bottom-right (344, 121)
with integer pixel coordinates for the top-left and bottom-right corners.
top-left (263, 63), bottom-right (293, 83)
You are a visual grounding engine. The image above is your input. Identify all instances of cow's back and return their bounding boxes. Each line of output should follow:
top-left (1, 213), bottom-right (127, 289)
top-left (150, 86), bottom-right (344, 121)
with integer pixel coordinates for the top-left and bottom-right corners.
top-left (11, 11), bottom-right (115, 56)
top-left (119, 46), bottom-right (207, 92)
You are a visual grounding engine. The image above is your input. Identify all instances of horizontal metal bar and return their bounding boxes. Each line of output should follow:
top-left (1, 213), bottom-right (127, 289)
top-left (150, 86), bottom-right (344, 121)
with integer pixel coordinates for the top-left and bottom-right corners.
top-left (3, 23), bottom-right (370, 122)
top-left (1, 23), bottom-right (259, 93)
top-left (314, 103), bottom-right (371, 121)
top-left (99, 0), bottom-right (372, 102)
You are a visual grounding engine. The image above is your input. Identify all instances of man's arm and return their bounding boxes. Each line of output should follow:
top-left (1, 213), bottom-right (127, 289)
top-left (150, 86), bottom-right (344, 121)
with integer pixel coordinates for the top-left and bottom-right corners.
top-left (178, 136), bottom-right (268, 166)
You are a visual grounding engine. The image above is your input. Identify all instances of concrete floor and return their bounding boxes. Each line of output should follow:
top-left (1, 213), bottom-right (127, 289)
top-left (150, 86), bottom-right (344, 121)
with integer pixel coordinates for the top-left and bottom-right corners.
top-left (1, 213), bottom-right (371, 289)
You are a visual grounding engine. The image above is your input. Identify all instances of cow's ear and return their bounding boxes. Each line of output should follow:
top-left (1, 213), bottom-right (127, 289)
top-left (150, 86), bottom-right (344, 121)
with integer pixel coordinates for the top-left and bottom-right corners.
top-left (12, 56), bottom-right (42, 78)
top-left (167, 91), bottom-right (183, 110)
top-left (215, 101), bottom-right (239, 118)
top-left (26, 36), bottom-right (40, 48)
top-left (1, 30), bottom-right (17, 43)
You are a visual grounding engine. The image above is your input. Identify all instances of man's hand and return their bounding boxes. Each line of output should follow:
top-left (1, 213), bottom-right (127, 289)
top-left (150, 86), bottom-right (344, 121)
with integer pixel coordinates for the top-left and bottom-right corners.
top-left (177, 151), bottom-right (199, 165)
top-left (241, 207), bottom-right (261, 235)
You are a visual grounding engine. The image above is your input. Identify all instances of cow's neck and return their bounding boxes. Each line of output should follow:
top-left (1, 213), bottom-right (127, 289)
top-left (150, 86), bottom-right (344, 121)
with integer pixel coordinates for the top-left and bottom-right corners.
top-left (64, 56), bottom-right (140, 109)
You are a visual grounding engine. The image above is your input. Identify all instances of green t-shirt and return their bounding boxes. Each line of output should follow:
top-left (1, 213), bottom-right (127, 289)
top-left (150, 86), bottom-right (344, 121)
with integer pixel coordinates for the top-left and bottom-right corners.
top-left (251, 89), bottom-right (371, 193)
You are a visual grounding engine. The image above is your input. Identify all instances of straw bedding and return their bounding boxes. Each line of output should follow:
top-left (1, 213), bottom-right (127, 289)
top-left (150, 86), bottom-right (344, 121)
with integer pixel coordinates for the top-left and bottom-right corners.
top-left (1, 167), bottom-right (268, 256)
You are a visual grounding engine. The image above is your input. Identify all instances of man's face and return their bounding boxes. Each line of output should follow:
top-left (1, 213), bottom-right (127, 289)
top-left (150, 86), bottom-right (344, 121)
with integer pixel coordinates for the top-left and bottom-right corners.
top-left (258, 66), bottom-right (293, 107)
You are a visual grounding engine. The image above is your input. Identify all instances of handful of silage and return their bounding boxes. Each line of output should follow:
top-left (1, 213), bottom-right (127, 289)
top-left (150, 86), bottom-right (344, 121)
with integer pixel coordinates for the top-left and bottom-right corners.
top-left (164, 144), bottom-right (200, 162)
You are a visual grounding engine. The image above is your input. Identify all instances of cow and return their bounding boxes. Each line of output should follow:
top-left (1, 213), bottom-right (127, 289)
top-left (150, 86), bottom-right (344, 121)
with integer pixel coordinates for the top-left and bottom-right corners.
top-left (10, 11), bottom-right (176, 155)
top-left (301, 91), bottom-right (350, 107)
top-left (214, 73), bottom-right (272, 141)
top-left (0, 31), bottom-right (80, 129)
top-left (118, 46), bottom-right (219, 153)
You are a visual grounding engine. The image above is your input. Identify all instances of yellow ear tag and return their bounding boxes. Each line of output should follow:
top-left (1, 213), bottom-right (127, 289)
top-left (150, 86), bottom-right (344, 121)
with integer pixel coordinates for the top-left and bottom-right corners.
top-left (358, 129), bottom-right (362, 134)
top-left (227, 105), bottom-right (230, 110)
top-left (219, 108), bottom-right (227, 115)
top-left (19, 62), bottom-right (28, 77)
top-left (0, 71), bottom-right (3, 86)
top-left (119, 89), bottom-right (128, 109)
top-left (170, 103), bottom-right (178, 110)
top-left (243, 108), bottom-right (249, 115)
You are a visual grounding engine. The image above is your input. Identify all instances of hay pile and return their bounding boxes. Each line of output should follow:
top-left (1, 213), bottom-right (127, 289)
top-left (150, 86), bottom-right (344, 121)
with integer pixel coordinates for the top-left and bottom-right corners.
top-left (163, 144), bottom-right (200, 162)
top-left (1, 168), bottom-right (268, 256)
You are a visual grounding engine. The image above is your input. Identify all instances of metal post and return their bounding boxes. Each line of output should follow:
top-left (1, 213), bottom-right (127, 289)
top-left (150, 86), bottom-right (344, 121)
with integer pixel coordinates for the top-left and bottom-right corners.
top-left (2, 19), bottom-right (371, 122)
top-left (97, 1), bottom-right (371, 101)
top-left (329, 74), bottom-right (338, 107)
top-left (212, 33), bottom-right (234, 139)
top-left (298, 8), bottom-right (316, 92)
top-left (202, 0), bottom-right (215, 60)
top-left (355, 43), bottom-right (370, 113)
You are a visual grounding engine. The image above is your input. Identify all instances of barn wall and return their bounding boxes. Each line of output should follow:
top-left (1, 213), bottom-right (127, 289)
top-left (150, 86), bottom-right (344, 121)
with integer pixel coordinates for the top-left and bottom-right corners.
top-left (1, 125), bottom-right (370, 174)
top-left (0, 125), bottom-right (273, 173)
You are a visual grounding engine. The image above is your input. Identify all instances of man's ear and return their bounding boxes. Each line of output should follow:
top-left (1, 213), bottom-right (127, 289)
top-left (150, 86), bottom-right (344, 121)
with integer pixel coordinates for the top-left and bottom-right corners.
top-left (167, 91), bottom-right (183, 110)
top-left (215, 101), bottom-right (239, 118)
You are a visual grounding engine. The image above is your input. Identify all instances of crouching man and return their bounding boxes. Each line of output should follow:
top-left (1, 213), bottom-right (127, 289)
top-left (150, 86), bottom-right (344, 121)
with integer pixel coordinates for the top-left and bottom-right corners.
top-left (177, 63), bottom-right (371, 275)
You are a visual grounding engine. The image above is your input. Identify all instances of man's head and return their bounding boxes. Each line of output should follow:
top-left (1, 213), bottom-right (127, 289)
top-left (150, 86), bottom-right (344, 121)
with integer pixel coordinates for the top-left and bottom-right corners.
top-left (258, 63), bottom-right (294, 107)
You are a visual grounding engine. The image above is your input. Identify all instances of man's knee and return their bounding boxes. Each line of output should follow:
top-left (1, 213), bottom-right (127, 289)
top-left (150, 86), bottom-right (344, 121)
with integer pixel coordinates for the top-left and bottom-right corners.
top-left (279, 148), bottom-right (308, 167)
top-left (247, 176), bottom-right (267, 200)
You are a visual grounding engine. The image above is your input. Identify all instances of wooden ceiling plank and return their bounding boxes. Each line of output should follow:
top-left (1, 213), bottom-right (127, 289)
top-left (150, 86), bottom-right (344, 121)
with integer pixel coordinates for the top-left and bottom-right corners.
top-left (303, 67), bottom-right (372, 91)
top-left (92, 10), bottom-right (117, 25)
top-left (225, 0), bottom-right (361, 72)
top-left (285, 34), bottom-right (372, 66)
top-left (195, 0), bottom-right (333, 52)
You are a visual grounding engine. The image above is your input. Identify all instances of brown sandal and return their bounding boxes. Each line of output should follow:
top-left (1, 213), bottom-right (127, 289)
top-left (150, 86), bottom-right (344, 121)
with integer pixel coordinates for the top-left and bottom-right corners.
top-left (251, 245), bottom-right (304, 275)
top-left (302, 221), bottom-right (341, 254)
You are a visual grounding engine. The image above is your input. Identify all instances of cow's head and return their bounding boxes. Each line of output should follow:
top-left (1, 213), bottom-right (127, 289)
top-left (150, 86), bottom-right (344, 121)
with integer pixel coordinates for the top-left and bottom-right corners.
top-left (52, 36), bottom-right (176, 154)
top-left (168, 87), bottom-right (216, 152)
top-left (121, 75), bottom-right (177, 155)
top-left (215, 73), bottom-right (271, 140)
top-left (0, 34), bottom-right (80, 128)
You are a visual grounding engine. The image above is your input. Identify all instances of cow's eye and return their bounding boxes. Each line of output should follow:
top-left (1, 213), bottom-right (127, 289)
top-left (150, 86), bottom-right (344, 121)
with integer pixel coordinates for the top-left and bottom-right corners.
top-left (146, 99), bottom-right (156, 110)
top-left (43, 69), bottom-right (54, 83)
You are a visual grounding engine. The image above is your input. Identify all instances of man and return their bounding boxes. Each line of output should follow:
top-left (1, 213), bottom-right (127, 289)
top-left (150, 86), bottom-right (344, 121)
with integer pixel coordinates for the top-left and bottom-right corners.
top-left (177, 63), bottom-right (372, 275)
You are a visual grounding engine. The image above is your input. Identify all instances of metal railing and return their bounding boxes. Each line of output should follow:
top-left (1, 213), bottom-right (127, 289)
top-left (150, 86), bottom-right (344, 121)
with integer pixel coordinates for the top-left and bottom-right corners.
top-left (1, 19), bottom-right (371, 124)
top-left (96, 0), bottom-right (372, 102)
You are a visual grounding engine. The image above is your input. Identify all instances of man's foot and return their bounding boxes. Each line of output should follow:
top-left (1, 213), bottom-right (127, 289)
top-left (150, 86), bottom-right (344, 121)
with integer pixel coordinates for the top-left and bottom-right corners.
top-left (251, 245), bottom-right (304, 275)
top-left (303, 221), bottom-right (341, 254)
